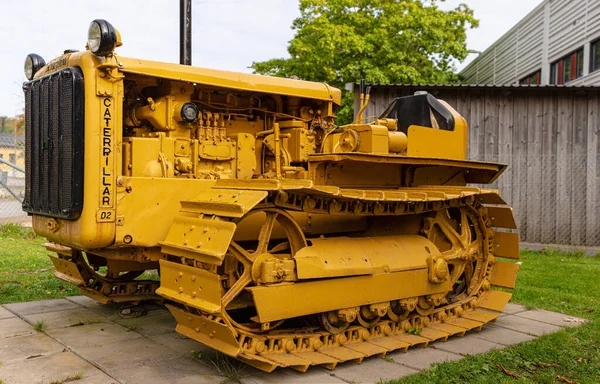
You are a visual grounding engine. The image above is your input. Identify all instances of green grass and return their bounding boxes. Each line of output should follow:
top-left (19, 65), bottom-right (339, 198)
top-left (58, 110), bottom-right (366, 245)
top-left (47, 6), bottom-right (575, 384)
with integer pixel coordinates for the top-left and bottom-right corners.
top-left (47, 371), bottom-right (83, 383)
top-left (33, 319), bottom-right (47, 332)
top-left (0, 224), bottom-right (78, 304)
top-left (391, 249), bottom-right (600, 384)
top-left (2, 223), bottom-right (600, 382)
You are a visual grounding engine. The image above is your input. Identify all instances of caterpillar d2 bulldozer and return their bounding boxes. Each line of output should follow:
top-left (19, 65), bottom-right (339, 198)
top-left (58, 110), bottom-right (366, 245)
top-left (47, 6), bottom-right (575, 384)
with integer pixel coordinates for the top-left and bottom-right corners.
top-left (22, 19), bottom-right (520, 372)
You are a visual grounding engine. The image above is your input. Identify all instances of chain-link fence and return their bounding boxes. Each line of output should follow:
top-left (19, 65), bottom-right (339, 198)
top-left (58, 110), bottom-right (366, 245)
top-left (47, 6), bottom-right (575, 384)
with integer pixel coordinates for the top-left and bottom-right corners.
top-left (471, 153), bottom-right (600, 247)
top-left (0, 133), bottom-right (26, 225)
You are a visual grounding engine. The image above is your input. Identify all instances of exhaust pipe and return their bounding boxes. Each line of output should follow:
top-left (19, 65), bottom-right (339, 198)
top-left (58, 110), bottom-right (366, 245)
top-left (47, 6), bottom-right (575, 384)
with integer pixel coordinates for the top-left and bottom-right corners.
top-left (180, 0), bottom-right (192, 65)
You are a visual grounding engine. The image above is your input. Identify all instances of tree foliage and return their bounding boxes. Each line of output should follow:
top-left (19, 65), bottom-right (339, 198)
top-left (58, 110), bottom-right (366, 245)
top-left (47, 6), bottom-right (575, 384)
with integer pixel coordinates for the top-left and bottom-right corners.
top-left (0, 114), bottom-right (25, 136)
top-left (252, 0), bottom-right (478, 123)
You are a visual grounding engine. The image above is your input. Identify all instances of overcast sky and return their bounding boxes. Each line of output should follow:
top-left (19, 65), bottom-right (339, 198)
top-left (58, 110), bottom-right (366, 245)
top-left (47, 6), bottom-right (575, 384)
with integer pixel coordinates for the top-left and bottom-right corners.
top-left (0, 0), bottom-right (542, 116)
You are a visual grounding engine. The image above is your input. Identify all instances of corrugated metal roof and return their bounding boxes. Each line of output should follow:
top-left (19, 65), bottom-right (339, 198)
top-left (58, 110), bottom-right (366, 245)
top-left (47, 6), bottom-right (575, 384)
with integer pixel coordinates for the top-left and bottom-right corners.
top-left (358, 84), bottom-right (600, 91)
top-left (0, 133), bottom-right (24, 148)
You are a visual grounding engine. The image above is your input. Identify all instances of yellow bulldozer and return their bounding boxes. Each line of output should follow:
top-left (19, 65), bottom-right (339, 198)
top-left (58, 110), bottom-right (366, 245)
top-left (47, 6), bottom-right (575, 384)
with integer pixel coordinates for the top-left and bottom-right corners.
top-left (22, 19), bottom-right (520, 372)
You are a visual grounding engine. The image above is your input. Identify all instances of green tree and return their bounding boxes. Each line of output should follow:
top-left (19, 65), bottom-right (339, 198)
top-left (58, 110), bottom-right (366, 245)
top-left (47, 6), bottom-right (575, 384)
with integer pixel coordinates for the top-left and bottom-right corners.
top-left (252, 0), bottom-right (478, 123)
top-left (0, 114), bottom-right (25, 136)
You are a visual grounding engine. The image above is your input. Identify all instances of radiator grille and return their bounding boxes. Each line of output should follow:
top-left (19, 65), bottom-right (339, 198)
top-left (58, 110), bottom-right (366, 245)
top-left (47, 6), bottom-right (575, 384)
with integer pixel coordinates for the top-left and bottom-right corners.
top-left (23, 67), bottom-right (84, 219)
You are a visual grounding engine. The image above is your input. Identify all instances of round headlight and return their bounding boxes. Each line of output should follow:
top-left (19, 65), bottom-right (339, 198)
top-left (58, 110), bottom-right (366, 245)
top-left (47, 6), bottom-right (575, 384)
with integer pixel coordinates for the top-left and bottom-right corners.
top-left (87, 19), bottom-right (117, 56)
top-left (180, 102), bottom-right (199, 123)
top-left (24, 54), bottom-right (46, 80)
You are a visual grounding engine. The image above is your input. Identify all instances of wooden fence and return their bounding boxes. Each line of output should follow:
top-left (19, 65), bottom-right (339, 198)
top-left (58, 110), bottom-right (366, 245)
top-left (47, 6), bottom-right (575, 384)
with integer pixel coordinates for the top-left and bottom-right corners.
top-left (355, 85), bottom-right (600, 246)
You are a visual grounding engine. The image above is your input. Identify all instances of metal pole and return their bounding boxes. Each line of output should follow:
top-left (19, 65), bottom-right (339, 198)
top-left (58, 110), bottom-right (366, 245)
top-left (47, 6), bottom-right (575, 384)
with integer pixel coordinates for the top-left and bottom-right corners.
top-left (0, 177), bottom-right (22, 203)
top-left (180, 0), bottom-right (192, 65)
top-left (0, 157), bottom-right (24, 173)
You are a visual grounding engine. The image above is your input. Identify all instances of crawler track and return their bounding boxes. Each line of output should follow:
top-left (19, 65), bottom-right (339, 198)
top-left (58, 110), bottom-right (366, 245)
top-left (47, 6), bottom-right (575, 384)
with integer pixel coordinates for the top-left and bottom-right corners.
top-left (159, 185), bottom-right (520, 372)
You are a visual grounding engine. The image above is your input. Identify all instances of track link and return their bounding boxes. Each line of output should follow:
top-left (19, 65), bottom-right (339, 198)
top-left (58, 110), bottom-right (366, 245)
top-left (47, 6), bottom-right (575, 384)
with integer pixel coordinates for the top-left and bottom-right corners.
top-left (159, 185), bottom-right (520, 372)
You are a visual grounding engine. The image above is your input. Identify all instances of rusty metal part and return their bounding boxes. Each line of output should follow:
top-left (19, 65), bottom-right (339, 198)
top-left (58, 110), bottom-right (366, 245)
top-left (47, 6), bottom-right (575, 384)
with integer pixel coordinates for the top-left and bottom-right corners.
top-left (49, 249), bottom-right (160, 304)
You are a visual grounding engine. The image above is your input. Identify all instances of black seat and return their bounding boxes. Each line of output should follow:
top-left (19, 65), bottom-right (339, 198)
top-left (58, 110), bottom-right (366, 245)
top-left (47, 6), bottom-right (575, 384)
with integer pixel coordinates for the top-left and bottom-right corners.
top-left (379, 92), bottom-right (455, 133)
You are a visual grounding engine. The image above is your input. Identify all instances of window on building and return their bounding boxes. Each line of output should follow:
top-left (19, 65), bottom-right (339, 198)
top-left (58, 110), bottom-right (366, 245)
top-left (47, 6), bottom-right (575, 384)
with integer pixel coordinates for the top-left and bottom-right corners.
top-left (519, 70), bottom-right (541, 85)
top-left (9, 153), bottom-right (16, 164)
top-left (591, 39), bottom-right (600, 73)
top-left (550, 48), bottom-right (584, 84)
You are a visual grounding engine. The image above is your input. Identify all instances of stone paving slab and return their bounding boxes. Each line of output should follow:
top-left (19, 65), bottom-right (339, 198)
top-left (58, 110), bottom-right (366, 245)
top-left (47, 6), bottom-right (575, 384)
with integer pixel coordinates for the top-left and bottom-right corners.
top-left (0, 306), bottom-right (15, 320)
top-left (492, 312), bottom-right (562, 336)
top-left (108, 358), bottom-right (223, 384)
top-left (471, 323), bottom-right (536, 346)
top-left (0, 316), bottom-right (34, 338)
top-left (0, 332), bottom-right (65, 363)
top-left (77, 337), bottom-right (184, 370)
top-left (4, 298), bottom-right (80, 316)
top-left (389, 346), bottom-right (463, 370)
top-left (23, 307), bottom-right (109, 330)
top-left (65, 295), bottom-right (103, 308)
top-left (330, 359), bottom-right (419, 384)
top-left (0, 350), bottom-right (115, 384)
top-left (0, 296), bottom-right (589, 384)
top-left (515, 309), bottom-right (589, 327)
top-left (241, 367), bottom-right (345, 384)
top-left (432, 335), bottom-right (502, 356)
top-left (148, 331), bottom-right (212, 357)
top-left (46, 321), bottom-right (142, 349)
top-left (499, 302), bottom-right (528, 316)
top-left (114, 310), bottom-right (178, 337)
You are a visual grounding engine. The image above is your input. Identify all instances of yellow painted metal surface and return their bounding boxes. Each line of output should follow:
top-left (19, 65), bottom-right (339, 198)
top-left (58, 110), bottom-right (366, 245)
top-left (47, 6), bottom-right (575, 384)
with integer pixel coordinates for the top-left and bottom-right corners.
top-left (159, 215), bottom-right (236, 263)
top-left (248, 269), bottom-right (449, 323)
top-left (24, 23), bottom-right (520, 373)
top-left (156, 260), bottom-right (222, 314)
top-left (32, 52), bottom-right (122, 249)
top-left (178, 189), bottom-right (268, 218)
top-left (494, 232), bottom-right (521, 259)
top-left (166, 304), bottom-right (241, 357)
top-left (49, 256), bottom-right (85, 286)
top-left (487, 206), bottom-right (518, 229)
top-left (490, 261), bottom-right (520, 289)
top-left (294, 235), bottom-right (435, 279)
top-left (478, 290), bottom-right (513, 312)
top-left (407, 125), bottom-right (467, 159)
top-left (119, 56), bottom-right (342, 105)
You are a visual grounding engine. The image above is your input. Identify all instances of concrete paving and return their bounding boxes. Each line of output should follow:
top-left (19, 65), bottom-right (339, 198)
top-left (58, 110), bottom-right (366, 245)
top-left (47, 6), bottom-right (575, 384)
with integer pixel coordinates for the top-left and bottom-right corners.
top-left (0, 297), bottom-right (588, 384)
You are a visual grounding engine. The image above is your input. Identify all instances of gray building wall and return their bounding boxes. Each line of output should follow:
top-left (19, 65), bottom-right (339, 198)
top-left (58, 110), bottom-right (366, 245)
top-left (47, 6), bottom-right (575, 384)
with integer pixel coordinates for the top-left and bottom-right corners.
top-left (354, 84), bottom-right (600, 247)
top-left (460, 0), bottom-right (600, 85)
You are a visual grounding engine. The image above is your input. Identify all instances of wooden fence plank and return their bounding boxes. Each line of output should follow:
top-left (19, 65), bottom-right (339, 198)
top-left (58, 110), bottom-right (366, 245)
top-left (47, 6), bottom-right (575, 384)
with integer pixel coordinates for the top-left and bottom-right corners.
top-left (556, 93), bottom-right (573, 244)
top-left (526, 95), bottom-right (543, 243)
top-left (361, 86), bottom-right (600, 246)
top-left (498, 91), bottom-right (514, 206)
top-left (571, 92), bottom-right (588, 245)
top-left (469, 91), bottom-right (485, 161)
top-left (512, 91), bottom-right (528, 235)
top-left (586, 91), bottom-right (600, 245)
top-left (541, 92), bottom-right (558, 244)
top-left (484, 90), bottom-right (500, 164)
